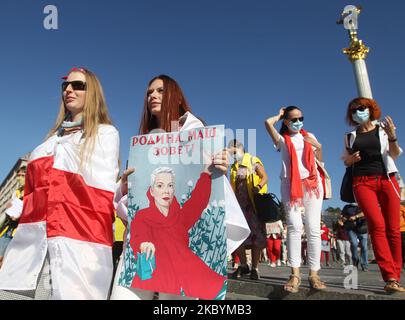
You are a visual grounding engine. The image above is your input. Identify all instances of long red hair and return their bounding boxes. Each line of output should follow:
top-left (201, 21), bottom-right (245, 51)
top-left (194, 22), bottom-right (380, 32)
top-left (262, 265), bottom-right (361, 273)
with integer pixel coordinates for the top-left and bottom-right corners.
top-left (139, 75), bottom-right (192, 134)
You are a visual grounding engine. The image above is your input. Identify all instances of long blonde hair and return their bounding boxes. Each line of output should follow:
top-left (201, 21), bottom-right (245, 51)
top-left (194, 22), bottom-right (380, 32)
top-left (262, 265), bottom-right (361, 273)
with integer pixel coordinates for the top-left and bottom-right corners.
top-left (47, 68), bottom-right (113, 166)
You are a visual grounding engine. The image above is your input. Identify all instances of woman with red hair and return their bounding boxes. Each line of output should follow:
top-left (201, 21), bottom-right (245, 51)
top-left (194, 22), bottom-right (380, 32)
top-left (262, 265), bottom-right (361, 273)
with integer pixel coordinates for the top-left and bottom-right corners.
top-left (110, 75), bottom-right (249, 299)
top-left (342, 97), bottom-right (404, 292)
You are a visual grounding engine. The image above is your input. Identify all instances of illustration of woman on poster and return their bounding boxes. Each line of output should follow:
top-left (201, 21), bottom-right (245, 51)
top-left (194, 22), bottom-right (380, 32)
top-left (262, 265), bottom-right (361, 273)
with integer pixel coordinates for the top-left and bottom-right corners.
top-left (129, 166), bottom-right (227, 299)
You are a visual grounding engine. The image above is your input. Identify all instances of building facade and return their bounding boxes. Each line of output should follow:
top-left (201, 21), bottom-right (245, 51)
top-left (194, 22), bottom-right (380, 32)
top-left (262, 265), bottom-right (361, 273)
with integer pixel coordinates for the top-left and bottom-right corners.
top-left (0, 153), bottom-right (30, 215)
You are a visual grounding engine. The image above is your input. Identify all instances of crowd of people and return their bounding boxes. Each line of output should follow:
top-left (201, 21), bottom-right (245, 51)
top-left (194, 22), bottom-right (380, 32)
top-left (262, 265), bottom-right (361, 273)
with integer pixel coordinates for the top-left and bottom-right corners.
top-left (231, 204), bottom-right (377, 272)
top-left (230, 99), bottom-right (404, 294)
top-left (0, 67), bottom-right (403, 299)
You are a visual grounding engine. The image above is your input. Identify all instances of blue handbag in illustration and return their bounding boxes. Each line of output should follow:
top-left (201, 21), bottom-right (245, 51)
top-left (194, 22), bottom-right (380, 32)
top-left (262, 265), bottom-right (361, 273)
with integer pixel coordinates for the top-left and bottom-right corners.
top-left (136, 252), bottom-right (156, 281)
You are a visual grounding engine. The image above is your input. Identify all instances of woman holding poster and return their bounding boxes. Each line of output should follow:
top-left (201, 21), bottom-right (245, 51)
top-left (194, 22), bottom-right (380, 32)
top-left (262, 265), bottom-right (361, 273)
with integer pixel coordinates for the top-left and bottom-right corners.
top-left (0, 68), bottom-right (120, 300)
top-left (111, 75), bottom-right (249, 300)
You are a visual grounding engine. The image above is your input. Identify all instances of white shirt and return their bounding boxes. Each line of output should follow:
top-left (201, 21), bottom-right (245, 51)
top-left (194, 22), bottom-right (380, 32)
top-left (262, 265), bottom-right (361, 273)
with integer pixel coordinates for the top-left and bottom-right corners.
top-left (276, 132), bottom-right (319, 182)
top-left (266, 220), bottom-right (284, 236)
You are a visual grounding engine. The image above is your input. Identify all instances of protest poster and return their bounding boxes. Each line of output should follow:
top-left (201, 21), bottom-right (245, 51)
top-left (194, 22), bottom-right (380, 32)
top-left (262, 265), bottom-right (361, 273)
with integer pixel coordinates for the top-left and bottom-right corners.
top-left (119, 125), bottom-right (228, 299)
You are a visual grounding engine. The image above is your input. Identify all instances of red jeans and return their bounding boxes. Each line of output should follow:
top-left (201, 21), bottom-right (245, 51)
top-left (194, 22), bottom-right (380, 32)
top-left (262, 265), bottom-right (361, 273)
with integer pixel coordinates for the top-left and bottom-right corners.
top-left (353, 174), bottom-right (402, 282)
top-left (266, 236), bottom-right (281, 263)
top-left (320, 251), bottom-right (330, 264)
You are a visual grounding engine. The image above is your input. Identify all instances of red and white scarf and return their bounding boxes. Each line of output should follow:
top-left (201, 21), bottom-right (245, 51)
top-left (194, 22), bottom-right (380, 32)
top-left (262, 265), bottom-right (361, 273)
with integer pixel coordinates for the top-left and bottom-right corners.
top-left (283, 129), bottom-right (320, 206)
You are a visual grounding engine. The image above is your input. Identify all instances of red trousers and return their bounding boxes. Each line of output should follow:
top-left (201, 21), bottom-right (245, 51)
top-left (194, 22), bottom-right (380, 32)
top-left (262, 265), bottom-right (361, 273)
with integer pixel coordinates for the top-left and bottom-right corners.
top-left (266, 237), bottom-right (281, 263)
top-left (353, 174), bottom-right (402, 282)
top-left (320, 251), bottom-right (330, 264)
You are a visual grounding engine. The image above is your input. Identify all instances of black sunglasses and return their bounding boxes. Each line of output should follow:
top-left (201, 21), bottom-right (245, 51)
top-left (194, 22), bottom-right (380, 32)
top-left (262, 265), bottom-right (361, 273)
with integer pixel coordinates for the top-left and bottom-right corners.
top-left (351, 106), bottom-right (368, 114)
top-left (289, 117), bottom-right (304, 123)
top-left (62, 81), bottom-right (87, 92)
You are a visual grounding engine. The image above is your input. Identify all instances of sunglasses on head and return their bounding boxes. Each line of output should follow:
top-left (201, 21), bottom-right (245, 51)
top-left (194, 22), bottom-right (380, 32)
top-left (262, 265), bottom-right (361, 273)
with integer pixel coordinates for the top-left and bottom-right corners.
top-left (351, 105), bottom-right (368, 114)
top-left (289, 117), bottom-right (304, 123)
top-left (62, 80), bottom-right (87, 92)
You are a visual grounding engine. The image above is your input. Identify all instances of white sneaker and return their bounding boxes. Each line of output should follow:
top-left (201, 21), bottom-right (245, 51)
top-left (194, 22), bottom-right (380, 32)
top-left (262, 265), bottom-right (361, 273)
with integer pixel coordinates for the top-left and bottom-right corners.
top-left (270, 262), bottom-right (276, 267)
top-left (276, 260), bottom-right (281, 267)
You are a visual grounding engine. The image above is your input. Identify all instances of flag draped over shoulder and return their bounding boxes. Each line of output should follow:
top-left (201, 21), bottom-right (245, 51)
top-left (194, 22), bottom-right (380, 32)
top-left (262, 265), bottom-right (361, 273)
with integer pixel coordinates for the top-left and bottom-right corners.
top-left (0, 124), bottom-right (119, 300)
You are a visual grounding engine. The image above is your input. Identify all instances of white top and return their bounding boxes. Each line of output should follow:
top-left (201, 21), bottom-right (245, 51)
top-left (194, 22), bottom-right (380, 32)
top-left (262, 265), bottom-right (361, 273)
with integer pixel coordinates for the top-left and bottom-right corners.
top-left (266, 220), bottom-right (284, 235)
top-left (276, 132), bottom-right (319, 181)
top-left (5, 196), bottom-right (23, 219)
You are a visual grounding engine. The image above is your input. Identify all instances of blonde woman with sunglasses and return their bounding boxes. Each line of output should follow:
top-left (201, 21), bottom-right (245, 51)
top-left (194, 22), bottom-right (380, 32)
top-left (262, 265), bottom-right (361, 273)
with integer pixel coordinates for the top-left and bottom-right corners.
top-left (0, 68), bottom-right (120, 300)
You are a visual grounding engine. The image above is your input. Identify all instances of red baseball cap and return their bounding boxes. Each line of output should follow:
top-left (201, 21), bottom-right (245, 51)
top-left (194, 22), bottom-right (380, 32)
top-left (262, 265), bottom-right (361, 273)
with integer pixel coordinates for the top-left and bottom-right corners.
top-left (61, 67), bottom-right (87, 80)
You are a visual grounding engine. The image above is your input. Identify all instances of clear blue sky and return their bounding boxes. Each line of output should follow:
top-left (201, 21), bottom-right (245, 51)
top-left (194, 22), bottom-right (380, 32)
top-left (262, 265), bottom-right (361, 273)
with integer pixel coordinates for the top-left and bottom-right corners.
top-left (0, 0), bottom-right (404, 210)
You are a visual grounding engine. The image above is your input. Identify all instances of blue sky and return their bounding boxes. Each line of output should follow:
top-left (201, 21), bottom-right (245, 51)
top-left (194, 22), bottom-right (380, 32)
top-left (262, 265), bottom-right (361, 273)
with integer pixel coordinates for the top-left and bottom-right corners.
top-left (0, 0), bottom-right (404, 210)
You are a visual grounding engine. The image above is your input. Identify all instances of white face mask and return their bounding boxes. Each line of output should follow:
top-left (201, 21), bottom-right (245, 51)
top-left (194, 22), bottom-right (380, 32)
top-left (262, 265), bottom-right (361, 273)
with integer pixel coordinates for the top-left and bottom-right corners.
top-left (234, 150), bottom-right (244, 163)
top-left (288, 120), bottom-right (304, 133)
top-left (352, 108), bottom-right (370, 124)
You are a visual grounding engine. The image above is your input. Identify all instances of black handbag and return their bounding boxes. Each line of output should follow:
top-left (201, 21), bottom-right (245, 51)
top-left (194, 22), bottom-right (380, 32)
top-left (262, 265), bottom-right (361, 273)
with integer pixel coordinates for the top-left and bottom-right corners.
top-left (340, 167), bottom-right (355, 203)
top-left (247, 157), bottom-right (283, 223)
top-left (253, 192), bottom-right (283, 223)
top-left (340, 134), bottom-right (356, 203)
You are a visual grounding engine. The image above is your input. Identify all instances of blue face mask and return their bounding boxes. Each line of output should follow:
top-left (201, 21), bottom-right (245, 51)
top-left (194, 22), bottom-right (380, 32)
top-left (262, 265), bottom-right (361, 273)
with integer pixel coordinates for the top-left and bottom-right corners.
top-left (352, 108), bottom-right (370, 124)
top-left (288, 120), bottom-right (303, 132)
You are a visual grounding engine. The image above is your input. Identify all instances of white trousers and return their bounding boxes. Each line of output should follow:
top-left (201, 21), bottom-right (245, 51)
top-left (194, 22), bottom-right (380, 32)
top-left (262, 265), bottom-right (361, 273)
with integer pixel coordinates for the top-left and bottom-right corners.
top-left (109, 254), bottom-right (195, 300)
top-left (281, 180), bottom-right (323, 272)
top-left (337, 239), bottom-right (352, 265)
